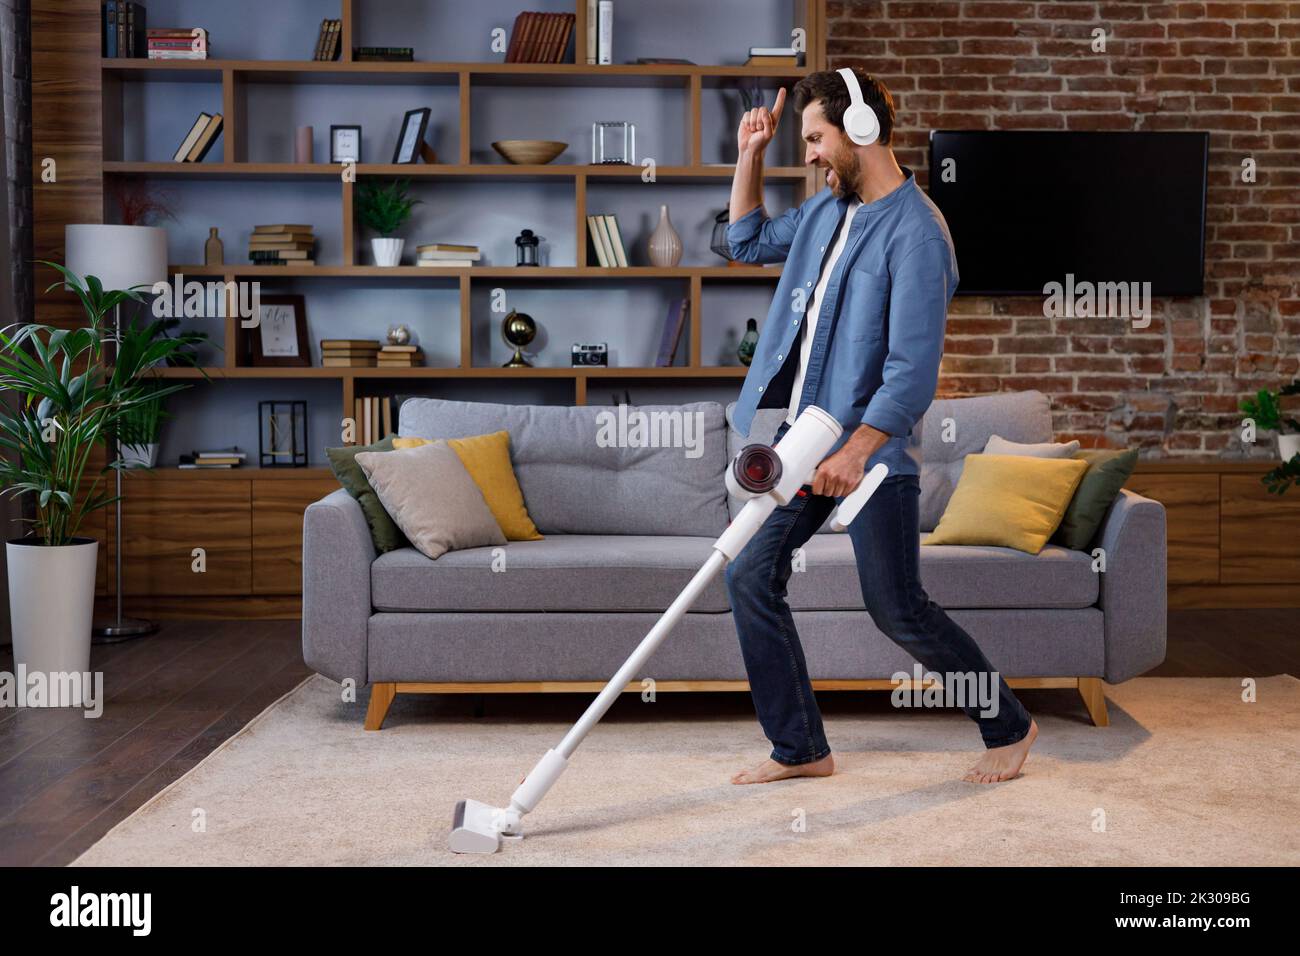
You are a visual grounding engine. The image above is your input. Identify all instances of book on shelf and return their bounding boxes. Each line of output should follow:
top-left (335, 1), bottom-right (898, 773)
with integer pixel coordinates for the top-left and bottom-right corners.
top-left (103, 2), bottom-right (147, 59)
top-left (654, 298), bottom-right (689, 367)
top-left (416, 247), bottom-right (478, 257)
top-left (322, 339), bottom-right (380, 368)
top-left (178, 447), bottom-right (245, 469)
top-left (587, 214), bottom-right (628, 268)
top-left (506, 11), bottom-right (575, 63)
top-left (353, 396), bottom-right (397, 445)
top-left (416, 259), bottom-right (475, 268)
top-left (249, 225), bottom-right (314, 263)
top-left (173, 112), bottom-right (223, 163)
top-left (745, 55), bottom-right (799, 66)
top-left (313, 18), bottom-right (341, 61)
top-left (597, 1), bottom-right (613, 65)
top-left (147, 27), bottom-right (208, 59)
top-left (418, 247), bottom-right (481, 261)
top-left (352, 47), bottom-right (415, 62)
top-left (377, 346), bottom-right (424, 367)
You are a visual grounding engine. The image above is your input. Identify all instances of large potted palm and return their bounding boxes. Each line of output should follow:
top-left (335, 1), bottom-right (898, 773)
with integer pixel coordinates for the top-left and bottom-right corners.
top-left (0, 264), bottom-right (204, 700)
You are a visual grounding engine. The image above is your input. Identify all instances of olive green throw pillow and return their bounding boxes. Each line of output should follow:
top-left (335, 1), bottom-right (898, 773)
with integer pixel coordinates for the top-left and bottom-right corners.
top-left (1050, 448), bottom-right (1140, 551)
top-left (326, 434), bottom-right (410, 554)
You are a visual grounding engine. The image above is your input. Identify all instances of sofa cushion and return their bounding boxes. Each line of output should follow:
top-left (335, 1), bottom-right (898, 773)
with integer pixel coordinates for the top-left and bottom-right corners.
top-left (370, 533), bottom-right (1099, 613)
top-left (919, 390), bottom-right (1053, 532)
top-left (399, 398), bottom-right (730, 536)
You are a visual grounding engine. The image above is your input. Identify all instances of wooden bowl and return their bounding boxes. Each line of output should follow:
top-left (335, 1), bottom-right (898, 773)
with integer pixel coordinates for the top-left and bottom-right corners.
top-left (492, 140), bottom-right (567, 165)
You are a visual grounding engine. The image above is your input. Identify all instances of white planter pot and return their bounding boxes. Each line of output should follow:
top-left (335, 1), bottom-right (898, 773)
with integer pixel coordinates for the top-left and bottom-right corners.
top-left (1279, 433), bottom-right (1300, 462)
top-left (372, 237), bottom-right (405, 267)
top-left (119, 442), bottom-right (159, 468)
top-left (6, 537), bottom-right (99, 707)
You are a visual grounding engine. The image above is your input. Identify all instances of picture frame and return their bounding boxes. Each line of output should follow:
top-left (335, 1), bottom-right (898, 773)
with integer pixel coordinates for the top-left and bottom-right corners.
top-left (247, 295), bottom-right (310, 367)
top-left (330, 124), bottom-right (361, 164)
top-left (392, 108), bottom-right (432, 164)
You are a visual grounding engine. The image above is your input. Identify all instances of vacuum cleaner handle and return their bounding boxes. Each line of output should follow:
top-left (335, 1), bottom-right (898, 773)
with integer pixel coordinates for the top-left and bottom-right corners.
top-left (829, 462), bottom-right (890, 532)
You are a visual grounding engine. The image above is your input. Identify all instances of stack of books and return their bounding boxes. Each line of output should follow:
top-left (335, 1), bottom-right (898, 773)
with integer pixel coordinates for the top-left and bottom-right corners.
top-left (102, 2), bottom-right (146, 58)
top-left (586, 214), bottom-right (629, 267)
top-left (353, 47), bottom-right (414, 62)
top-left (505, 12), bottom-right (575, 63)
top-left (378, 345), bottom-right (423, 368)
top-left (249, 224), bottom-right (315, 266)
top-left (313, 19), bottom-right (342, 61)
top-left (745, 46), bottom-right (802, 66)
top-left (147, 27), bottom-right (209, 60)
top-left (417, 243), bottom-right (480, 267)
top-left (179, 447), bottom-right (245, 470)
top-left (172, 112), bottom-right (223, 163)
top-left (321, 339), bottom-right (380, 368)
top-left (353, 396), bottom-right (397, 445)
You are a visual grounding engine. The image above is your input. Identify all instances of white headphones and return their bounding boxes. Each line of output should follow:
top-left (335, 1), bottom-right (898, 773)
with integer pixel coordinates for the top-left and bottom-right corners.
top-left (837, 67), bottom-right (880, 146)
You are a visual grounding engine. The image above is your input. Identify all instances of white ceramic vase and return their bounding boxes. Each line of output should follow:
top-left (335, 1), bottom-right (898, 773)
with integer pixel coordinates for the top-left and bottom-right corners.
top-left (1279, 433), bottom-right (1300, 462)
top-left (6, 538), bottom-right (99, 706)
top-left (372, 237), bottom-right (405, 267)
top-left (648, 203), bottom-right (683, 267)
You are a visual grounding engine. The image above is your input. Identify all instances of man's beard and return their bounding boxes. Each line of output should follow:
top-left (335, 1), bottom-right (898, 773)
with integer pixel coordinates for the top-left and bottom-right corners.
top-left (826, 146), bottom-right (862, 199)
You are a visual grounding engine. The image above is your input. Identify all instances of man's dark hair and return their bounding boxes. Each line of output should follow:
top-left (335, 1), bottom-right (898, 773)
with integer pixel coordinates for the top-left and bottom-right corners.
top-left (791, 68), bottom-right (896, 146)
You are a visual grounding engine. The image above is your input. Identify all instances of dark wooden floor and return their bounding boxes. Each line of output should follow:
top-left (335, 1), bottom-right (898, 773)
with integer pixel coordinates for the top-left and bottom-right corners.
top-left (1, 608), bottom-right (1296, 867)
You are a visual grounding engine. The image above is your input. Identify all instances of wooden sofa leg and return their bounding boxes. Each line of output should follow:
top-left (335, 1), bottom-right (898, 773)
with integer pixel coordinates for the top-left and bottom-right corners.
top-left (364, 682), bottom-right (397, 731)
top-left (1078, 677), bottom-right (1109, 727)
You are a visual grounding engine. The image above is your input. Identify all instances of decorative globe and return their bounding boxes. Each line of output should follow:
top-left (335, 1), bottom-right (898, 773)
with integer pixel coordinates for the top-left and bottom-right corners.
top-left (387, 323), bottom-right (411, 346)
top-left (501, 309), bottom-right (536, 367)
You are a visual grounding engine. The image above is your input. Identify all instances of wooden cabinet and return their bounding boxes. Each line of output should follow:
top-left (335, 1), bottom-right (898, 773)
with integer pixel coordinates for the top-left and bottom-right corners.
top-left (1124, 461), bottom-right (1300, 607)
top-left (112, 479), bottom-right (252, 595)
top-left (102, 469), bottom-right (337, 618)
top-left (1220, 475), bottom-right (1300, 584)
top-left (252, 478), bottom-right (341, 594)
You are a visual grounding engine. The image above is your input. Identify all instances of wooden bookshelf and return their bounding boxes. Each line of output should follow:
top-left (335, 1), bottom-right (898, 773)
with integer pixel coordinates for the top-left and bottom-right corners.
top-left (33, 0), bottom-right (826, 616)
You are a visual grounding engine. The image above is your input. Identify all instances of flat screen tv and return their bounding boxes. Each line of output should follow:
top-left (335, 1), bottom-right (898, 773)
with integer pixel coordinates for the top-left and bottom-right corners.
top-left (927, 131), bottom-right (1208, 296)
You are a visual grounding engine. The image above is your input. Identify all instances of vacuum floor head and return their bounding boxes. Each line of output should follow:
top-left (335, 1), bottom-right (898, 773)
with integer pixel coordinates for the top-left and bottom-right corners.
top-left (450, 798), bottom-right (508, 854)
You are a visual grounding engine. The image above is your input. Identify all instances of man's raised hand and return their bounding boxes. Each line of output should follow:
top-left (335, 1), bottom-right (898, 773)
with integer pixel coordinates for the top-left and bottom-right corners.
top-left (737, 86), bottom-right (787, 158)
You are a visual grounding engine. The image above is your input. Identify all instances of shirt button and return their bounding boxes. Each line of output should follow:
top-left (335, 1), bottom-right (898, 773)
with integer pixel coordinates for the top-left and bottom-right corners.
top-left (820, 245), bottom-right (826, 251)
top-left (806, 281), bottom-right (812, 287)
top-left (758, 386), bottom-right (764, 392)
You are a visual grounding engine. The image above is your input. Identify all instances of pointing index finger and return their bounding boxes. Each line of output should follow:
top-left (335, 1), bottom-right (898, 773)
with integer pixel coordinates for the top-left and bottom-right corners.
top-left (770, 86), bottom-right (787, 127)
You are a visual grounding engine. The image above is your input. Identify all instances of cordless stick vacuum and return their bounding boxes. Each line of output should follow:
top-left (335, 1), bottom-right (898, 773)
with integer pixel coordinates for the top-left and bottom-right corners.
top-left (450, 404), bottom-right (890, 854)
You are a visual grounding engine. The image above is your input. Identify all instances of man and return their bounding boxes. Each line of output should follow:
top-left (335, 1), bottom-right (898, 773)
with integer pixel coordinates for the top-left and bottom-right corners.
top-left (724, 68), bottom-right (1038, 785)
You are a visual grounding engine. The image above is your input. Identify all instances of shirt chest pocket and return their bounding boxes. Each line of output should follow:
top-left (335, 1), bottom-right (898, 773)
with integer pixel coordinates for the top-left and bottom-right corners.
top-left (845, 265), bottom-right (890, 343)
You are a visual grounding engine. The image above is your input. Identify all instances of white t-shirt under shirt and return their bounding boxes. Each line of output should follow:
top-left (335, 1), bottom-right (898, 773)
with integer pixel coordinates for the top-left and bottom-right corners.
top-left (786, 194), bottom-right (864, 427)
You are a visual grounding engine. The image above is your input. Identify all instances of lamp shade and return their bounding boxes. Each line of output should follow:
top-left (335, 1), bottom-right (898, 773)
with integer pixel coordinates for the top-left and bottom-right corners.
top-left (64, 224), bottom-right (168, 292)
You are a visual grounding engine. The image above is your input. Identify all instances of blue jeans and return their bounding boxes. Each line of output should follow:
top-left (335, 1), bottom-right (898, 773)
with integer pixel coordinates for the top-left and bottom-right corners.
top-left (723, 420), bottom-right (1032, 765)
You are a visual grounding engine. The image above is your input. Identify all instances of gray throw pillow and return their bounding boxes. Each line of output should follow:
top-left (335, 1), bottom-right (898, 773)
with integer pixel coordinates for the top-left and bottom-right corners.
top-left (983, 434), bottom-right (1082, 458)
top-left (355, 441), bottom-right (507, 559)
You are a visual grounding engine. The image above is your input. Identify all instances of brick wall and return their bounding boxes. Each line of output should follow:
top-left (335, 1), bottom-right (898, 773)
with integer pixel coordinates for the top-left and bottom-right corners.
top-left (2, 0), bottom-right (31, 327)
top-left (826, 0), bottom-right (1299, 456)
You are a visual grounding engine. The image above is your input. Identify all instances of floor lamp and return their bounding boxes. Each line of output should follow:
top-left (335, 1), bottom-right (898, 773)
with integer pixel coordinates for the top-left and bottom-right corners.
top-left (65, 224), bottom-right (169, 642)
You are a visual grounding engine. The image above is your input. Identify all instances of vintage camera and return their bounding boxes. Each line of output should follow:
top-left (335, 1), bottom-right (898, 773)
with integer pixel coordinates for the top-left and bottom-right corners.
top-left (571, 342), bottom-right (608, 366)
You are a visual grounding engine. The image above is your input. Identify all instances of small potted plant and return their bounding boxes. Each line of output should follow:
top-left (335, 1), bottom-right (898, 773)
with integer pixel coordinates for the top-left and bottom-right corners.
top-left (117, 383), bottom-right (167, 468)
top-left (356, 178), bottom-right (421, 267)
top-left (0, 264), bottom-right (206, 701)
top-left (1240, 378), bottom-right (1300, 463)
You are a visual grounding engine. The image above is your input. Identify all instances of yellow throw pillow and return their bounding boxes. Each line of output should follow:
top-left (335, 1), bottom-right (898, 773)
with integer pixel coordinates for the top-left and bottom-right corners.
top-left (922, 453), bottom-right (1089, 555)
top-left (393, 432), bottom-right (543, 541)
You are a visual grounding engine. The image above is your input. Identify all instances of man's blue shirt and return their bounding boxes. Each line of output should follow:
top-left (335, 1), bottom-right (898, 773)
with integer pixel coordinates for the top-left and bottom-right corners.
top-left (727, 167), bottom-right (958, 478)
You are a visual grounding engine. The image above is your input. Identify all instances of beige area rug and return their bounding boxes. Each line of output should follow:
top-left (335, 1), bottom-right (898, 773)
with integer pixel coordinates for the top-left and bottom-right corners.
top-left (71, 674), bottom-right (1300, 866)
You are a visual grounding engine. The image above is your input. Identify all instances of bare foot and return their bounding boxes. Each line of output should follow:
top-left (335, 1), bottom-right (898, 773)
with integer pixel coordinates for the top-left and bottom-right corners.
top-left (731, 752), bottom-right (834, 784)
top-left (962, 718), bottom-right (1038, 783)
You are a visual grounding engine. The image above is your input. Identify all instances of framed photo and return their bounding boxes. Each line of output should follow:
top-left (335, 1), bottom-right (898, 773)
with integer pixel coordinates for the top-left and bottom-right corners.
top-left (392, 108), bottom-right (431, 164)
top-left (330, 125), bottom-right (361, 164)
top-left (249, 295), bottom-right (310, 367)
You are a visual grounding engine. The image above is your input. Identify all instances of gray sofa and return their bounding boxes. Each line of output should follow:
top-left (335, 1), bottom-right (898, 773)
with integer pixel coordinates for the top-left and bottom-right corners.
top-left (302, 390), bottom-right (1167, 730)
